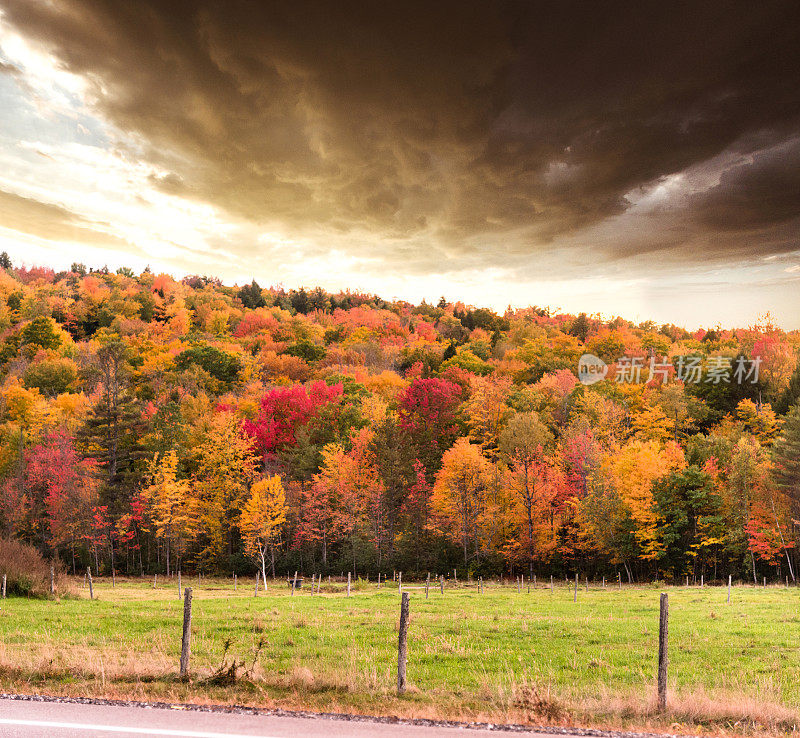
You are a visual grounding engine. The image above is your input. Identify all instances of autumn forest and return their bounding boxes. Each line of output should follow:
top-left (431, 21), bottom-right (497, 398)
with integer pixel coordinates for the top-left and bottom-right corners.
top-left (1, 254), bottom-right (799, 585)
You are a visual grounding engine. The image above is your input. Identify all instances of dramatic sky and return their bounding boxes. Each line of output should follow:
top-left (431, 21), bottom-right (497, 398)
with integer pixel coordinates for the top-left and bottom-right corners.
top-left (0, 1), bottom-right (799, 328)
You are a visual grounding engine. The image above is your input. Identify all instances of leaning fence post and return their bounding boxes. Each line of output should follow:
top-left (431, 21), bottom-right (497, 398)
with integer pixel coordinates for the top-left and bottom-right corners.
top-left (87, 567), bottom-right (94, 600)
top-left (397, 591), bottom-right (410, 695)
top-left (179, 587), bottom-right (193, 678)
top-left (657, 592), bottom-right (669, 710)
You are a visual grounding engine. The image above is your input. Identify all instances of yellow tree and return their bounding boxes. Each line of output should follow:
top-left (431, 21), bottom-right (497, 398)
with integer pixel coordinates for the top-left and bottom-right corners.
top-left (193, 412), bottom-right (257, 569)
top-left (630, 404), bottom-right (672, 444)
top-left (142, 449), bottom-right (196, 575)
top-left (240, 475), bottom-right (287, 582)
top-left (499, 411), bottom-right (555, 569)
top-left (431, 438), bottom-right (492, 567)
top-left (735, 399), bottom-right (781, 446)
top-left (610, 440), bottom-right (685, 562)
top-left (465, 375), bottom-right (513, 454)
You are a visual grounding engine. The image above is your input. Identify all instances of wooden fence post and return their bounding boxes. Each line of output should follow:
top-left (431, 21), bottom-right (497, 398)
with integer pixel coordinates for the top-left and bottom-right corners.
top-left (2, 573), bottom-right (6, 598)
top-left (618, 572), bottom-right (621, 589)
top-left (397, 591), bottom-right (410, 695)
top-left (87, 567), bottom-right (94, 600)
top-left (254, 571), bottom-right (259, 597)
top-left (573, 573), bottom-right (578, 602)
top-left (153, 574), bottom-right (157, 589)
top-left (398, 571), bottom-right (402, 594)
top-left (550, 575), bottom-right (553, 593)
top-left (347, 571), bottom-right (351, 597)
top-left (585, 576), bottom-right (588, 593)
top-left (178, 570), bottom-right (182, 599)
top-left (440, 575), bottom-right (444, 594)
top-left (657, 592), bottom-right (669, 711)
top-left (179, 587), bottom-right (193, 678)
top-left (112, 568), bottom-right (115, 588)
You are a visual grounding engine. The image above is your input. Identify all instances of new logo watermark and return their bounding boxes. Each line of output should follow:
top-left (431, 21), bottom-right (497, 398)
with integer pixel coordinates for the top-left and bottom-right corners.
top-left (578, 354), bottom-right (608, 385)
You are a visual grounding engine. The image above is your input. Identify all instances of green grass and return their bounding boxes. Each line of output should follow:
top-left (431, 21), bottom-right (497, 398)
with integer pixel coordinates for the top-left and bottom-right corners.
top-left (0, 577), bottom-right (798, 735)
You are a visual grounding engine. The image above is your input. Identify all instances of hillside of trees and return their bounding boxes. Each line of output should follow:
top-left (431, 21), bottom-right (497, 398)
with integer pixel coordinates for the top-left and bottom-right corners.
top-left (1, 252), bottom-right (799, 583)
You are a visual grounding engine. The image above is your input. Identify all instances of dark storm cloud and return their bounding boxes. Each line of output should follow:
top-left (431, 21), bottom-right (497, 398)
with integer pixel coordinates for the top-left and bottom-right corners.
top-left (689, 138), bottom-right (800, 232)
top-left (2, 0), bottom-right (800, 267)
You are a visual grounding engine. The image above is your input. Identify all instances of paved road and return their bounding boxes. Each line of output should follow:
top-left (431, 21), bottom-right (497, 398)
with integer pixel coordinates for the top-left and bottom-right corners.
top-left (0, 698), bottom-right (563, 738)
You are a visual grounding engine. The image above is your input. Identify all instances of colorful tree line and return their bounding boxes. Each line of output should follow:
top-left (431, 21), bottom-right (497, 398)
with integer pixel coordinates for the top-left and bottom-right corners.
top-left (1, 254), bottom-right (799, 582)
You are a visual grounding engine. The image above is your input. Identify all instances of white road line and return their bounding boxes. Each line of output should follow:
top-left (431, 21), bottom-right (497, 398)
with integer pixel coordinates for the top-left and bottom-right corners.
top-left (0, 718), bottom-right (281, 738)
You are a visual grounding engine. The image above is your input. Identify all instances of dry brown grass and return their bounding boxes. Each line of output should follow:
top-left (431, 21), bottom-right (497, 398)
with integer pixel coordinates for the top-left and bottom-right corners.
top-left (0, 537), bottom-right (74, 598)
top-left (571, 685), bottom-right (799, 737)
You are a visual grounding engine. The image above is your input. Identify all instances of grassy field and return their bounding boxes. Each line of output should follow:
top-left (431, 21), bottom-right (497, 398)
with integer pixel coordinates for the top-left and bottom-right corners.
top-left (0, 576), bottom-right (798, 736)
